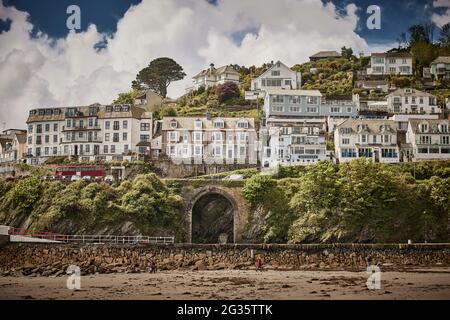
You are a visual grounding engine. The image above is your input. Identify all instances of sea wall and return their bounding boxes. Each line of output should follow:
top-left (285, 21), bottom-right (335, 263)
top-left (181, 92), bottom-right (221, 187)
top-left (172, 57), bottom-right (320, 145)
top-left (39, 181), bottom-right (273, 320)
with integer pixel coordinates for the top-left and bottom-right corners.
top-left (1, 243), bottom-right (449, 277)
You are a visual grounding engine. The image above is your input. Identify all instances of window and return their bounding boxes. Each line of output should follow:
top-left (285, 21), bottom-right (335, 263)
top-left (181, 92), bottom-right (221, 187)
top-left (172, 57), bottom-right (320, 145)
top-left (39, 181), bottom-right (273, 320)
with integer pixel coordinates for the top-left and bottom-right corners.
top-left (342, 138), bottom-right (350, 145)
top-left (214, 121), bottom-right (224, 129)
top-left (382, 148), bottom-right (398, 158)
top-left (419, 135), bottom-right (431, 144)
top-left (53, 147), bottom-right (57, 155)
top-left (113, 133), bottom-right (119, 142)
top-left (85, 145), bottom-right (90, 154)
top-left (342, 128), bottom-right (352, 134)
top-left (382, 135), bottom-right (390, 143)
top-left (194, 132), bottom-right (202, 142)
top-left (440, 124), bottom-right (449, 133)
top-left (103, 145), bottom-right (109, 154)
top-left (110, 145), bottom-right (115, 153)
top-left (106, 106), bottom-right (113, 112)
top-left (285, 79), bottom-right (291, 86)
top-left (347, 107), bottom-right (352, 113)
top-left (290, 106), bottom-right (301, 112)
top-left (53, 135), bottom-right (58, 143)
top-left (105, 121), bottom-right (110, 130)
top-left (330, 107), bottom-right (341, 113)
top-left (358, 148), bottom-right (372, 158)
top-left (53, 123), bottom-right (58, 131)
top-left (237, 121), bottom-right (248, 128)
top-left (45, 124), bottom-right (50, 132)
top-left (140, 134), bottom-right (150, 142)
top-left (306, 96), bottom-right (318, 104)
top-left (78, 132), bottom-right (83, 138)
top-left (35, 147), bottom-right (41, 157)
top-left (272, 95), bottom-right (284, 103)
top-left (341, 148), bottom-right (357, 157)
top-left (272, 106), bottom-right (284, 112)
top-left (124, 145), bottom-right (129, 153)
top-left (89, 118), bottom-right (93, 127)
top-left (306, 107), bottom-right (317, 113)
top-left (169, 131), bottom-right (178, 142)
top-left (420, 123), bottom-right (428, 133)
top-left (441, 136), bottom-right (450, 145)
top-left (28, 136), bottom-right (32, 144)
top-left (361, 135), bottom-right (367, 143)
top-left (28, 125), bottom-right (33, 133)
top-left (141, 123), bottom-right (150, 131)
top-left (271, 70), bottom-right (280, 76)
top-left (170, 121), bottom-right (177, 129)
top-left (195, 120), bottom-right (202, 129)
top-left (36, 136), bottom-right (42, 145)
top-left (389, 67), bottom-right (396, 73)
top-left (123, 120), bottom-right (128, 129)
top-left (194, 145), bottom-right (202, 156)
top-left (123, 132), bottom-right (128, 141)
top-left (113, 121), bottom-right (119, 130)
top-left (79, 120), bottom-right (84, 128)
top-left (36, 124), bottom-right (42, 133)
top-left (105, 133), bottom-right (110, 141)
top-left (388, 58), bottom-right (396, 64)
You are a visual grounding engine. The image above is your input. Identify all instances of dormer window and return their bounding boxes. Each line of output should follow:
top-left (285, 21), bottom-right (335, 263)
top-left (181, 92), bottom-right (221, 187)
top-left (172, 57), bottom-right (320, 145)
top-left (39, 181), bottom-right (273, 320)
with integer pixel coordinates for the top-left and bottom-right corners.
top-left (420, 122), bottom-right (429, 133)
top-left (342, 128), bottom-right (352, 134)
top-left (237, 120), bottom-right (248, 129)
top-left (214, 120), bottom-right (224, 129)
top-left (195, 120), bottom-right (202, 129)
top-left (114, 105), bottom-right (121, 112)
top-left (121, 105), bottom-right (130, 112)
top-left (106, 105), bottom-right (113, 112)
top-left (170, 120), bottom-right (178, 129)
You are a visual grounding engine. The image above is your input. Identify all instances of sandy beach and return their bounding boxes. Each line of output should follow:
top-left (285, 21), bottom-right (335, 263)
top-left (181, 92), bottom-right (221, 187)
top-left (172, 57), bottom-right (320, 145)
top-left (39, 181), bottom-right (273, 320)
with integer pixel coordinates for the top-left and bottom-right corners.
top-left (1, 268), bottom-right (450, 300)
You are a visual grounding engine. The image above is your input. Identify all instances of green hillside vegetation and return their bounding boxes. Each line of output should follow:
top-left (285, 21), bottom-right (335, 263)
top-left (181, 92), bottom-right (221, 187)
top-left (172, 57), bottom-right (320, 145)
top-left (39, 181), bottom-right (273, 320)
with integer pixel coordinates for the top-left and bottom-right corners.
top-left (243, 159), bottom-right (450, 243)
top-left (0, 174), bottom-right (184, 238)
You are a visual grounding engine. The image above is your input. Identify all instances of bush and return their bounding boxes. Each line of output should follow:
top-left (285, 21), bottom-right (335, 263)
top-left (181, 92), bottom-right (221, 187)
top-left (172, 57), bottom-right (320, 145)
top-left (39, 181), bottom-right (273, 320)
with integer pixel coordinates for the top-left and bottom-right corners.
top-left (216, 81), bottom-right (240, 104)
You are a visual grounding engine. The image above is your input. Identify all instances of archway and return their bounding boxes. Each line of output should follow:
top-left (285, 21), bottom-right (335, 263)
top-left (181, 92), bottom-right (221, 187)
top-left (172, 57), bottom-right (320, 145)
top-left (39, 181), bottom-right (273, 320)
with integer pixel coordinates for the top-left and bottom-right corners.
top-left (191, 191), bottom-right (235, 244)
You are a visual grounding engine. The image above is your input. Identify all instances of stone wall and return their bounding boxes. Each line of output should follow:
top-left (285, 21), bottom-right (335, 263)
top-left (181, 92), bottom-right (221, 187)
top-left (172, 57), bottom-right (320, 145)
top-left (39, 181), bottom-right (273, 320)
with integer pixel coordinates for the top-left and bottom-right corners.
top-left (1, 243), bottom-right (449, 277)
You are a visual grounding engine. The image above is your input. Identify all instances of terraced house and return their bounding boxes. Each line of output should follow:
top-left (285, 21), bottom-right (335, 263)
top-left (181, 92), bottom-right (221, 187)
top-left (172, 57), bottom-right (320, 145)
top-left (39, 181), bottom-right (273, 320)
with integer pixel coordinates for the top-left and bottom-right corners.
top-left (406, 119), bottom-right (450, 161)
top-left (334, 119), bottom-right (400, 163)
top-left (26, 104), bottom-right (152, 164)
top-left (0, 129), bottom-right (27, 175)
top-left (160, 116), bottom-right (257, 165)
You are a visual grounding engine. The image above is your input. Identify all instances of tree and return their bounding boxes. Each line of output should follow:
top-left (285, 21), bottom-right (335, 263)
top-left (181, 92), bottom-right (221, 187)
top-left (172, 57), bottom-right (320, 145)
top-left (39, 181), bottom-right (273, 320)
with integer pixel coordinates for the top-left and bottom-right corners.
top-left (439, 23), bottom-right (450, 47)
top-left (215, 81), bottom-right (240, 104)
top-left (341, 46), bottom-right (353, 59)
top-left (112, 90), bottom-right (141, 105)
top-left (132, 57), bottom-right (186, 98)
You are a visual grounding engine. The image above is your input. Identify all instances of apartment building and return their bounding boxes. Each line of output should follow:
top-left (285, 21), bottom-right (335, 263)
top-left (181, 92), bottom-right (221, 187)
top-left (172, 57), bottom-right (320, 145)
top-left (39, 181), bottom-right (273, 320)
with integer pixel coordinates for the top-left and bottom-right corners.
top-left (264, 90), bottom-right (358, 119)
top-left (251, 61), bottom-right (301, 91)
top-left (187, 63), bottom-right (240, 92)
top-left (26, 104), bottom-right (152, 163)
top-left (161, 116), bottom-right (257, 165)
top-left (386, 88), bottom-right (440, 115)
top-left (406, 119), bottom-right (450, 161)
top-left (367, 52), bottom-right (413, 76)
top-left (334, 119), bottom-right (400, 163)
top-left (261, 118), bottom-right (328, 168)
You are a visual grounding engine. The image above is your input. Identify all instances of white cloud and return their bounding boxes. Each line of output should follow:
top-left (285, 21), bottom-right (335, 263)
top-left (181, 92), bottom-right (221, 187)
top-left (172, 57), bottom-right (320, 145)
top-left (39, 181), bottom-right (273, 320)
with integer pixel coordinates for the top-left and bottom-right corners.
top-left (431, 0), bottom-right (450, 27)
top-left (0, 0), bottom-right (373, 128)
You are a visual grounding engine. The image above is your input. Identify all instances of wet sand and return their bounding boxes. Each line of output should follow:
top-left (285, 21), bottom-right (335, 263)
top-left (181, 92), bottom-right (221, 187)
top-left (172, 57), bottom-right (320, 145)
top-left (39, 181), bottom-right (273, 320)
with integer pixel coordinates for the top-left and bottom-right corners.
top-left (1, 268), bottom-right (450, 300)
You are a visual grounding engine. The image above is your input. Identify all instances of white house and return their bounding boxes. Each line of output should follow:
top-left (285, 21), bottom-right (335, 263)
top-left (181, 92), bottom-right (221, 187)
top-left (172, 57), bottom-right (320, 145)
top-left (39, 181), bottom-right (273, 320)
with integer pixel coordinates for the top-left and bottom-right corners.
top-left (188, 63), bottom-right (240, 92)
top-left (334, 119), bottom-right (400, 163)
top-left (406, 119), bottom-right (450, 161)
top-left (251, 61), bottom-right (301, 91)
top-left (367, 52), bottom-right (413, 76)
top-left (386, 88), bottom-right (440, 115)
top-left (261, 118), bottom-right (328, 168)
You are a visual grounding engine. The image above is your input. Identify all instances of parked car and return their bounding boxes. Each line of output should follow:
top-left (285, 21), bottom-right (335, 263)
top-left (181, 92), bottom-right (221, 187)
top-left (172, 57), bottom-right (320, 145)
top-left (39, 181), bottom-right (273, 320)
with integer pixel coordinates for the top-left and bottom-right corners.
top-left (104, 175), bottom-right (115, 182)
top-left (82, 176), bottom-right (92, 181)
top-left (71, 175), bottom-right (82, 182)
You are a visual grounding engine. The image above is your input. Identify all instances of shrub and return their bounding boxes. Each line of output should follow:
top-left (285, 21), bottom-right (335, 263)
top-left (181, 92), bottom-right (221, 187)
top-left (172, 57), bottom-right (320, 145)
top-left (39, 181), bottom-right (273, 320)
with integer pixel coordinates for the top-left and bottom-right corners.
top-left (216, 81), bottom-right (240, 104)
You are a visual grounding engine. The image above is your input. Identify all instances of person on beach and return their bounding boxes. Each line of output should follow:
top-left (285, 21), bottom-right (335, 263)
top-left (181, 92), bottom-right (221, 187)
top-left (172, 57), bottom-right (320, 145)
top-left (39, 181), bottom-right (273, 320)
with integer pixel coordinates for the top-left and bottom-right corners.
top-left (255, 258), bottom-right (263, 271)
top-left (150, 261), bottom-right (157, 273)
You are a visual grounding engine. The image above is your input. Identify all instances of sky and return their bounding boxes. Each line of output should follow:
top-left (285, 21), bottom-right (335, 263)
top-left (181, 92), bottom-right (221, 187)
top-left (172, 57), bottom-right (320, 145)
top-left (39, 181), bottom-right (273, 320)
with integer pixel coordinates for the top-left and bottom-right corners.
top-left (0, 0), bottom-right (449, 129)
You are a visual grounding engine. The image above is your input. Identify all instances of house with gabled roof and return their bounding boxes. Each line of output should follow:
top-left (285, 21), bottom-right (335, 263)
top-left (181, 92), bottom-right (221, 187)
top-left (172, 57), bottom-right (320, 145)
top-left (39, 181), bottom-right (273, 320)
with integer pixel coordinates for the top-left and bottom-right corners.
top-left (250, 60), bottom-right (301, 92)
top-left (187, 63), bottom-right (240, 92)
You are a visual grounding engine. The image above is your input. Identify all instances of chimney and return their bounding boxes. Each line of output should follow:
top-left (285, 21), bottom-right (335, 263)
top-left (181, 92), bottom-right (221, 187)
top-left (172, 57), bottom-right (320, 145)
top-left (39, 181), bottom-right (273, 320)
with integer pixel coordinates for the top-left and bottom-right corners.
top-left (209, 63), bottom-right (215, 71)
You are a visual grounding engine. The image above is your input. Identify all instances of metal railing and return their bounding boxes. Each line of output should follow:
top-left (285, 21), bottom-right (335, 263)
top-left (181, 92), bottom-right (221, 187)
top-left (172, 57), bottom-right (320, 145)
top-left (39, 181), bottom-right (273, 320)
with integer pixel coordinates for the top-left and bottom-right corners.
top-left (8, 227), bottom-right (174, 244)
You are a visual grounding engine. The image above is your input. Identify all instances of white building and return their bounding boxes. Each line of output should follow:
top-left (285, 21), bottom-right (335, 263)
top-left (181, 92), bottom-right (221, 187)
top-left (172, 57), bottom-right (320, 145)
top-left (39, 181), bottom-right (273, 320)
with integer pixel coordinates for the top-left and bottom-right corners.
top-left (26, 105), bottom-right (153, 164)
top-left (251, 61), bottom-right (301, 91)
top-left (261, 118), bottom-right (328, 168)
top-left (334, 119), bottom-right (400, 163)
top-left (386, 88), bottom-right (440, 115)
top-left (187, 63), bottom-right (240, 92)
top-left (161, 116), bottom-right (257, 165)
top-left (390, 114), bottom-right (439, 132)
top-left (367, 52), bottom-right (413, 76)
top-left (0, 129), bottom-right (27, 175)
top-left (406, 119), bottom-right (450, 161)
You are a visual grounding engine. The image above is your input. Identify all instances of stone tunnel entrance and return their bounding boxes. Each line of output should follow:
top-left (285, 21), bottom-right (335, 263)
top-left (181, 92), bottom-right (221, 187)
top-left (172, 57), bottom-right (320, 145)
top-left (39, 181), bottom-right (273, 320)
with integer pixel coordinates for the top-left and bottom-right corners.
top-left (191, 192), bottom-right (235, 244)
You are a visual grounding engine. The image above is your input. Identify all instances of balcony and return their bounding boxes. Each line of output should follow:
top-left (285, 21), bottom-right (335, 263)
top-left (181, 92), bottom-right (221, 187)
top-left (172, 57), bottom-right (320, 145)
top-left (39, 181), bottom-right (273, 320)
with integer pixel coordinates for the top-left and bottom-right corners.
top-left (62, 125), bottom-right (101, 131)
top-left (61, 137), bottom-right (103, 143)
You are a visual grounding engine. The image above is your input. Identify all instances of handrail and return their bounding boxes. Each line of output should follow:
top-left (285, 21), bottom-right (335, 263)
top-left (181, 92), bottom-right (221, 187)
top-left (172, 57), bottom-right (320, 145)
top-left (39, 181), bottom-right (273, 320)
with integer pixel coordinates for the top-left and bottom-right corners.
top-left (8, 227), bottom-right (174, 244)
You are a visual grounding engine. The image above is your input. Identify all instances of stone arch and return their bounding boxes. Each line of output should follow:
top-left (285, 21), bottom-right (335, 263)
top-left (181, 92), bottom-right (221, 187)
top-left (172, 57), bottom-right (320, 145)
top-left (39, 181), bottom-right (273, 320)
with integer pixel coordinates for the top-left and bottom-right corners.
top-left (185, 186), bottom-right (248, 244)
